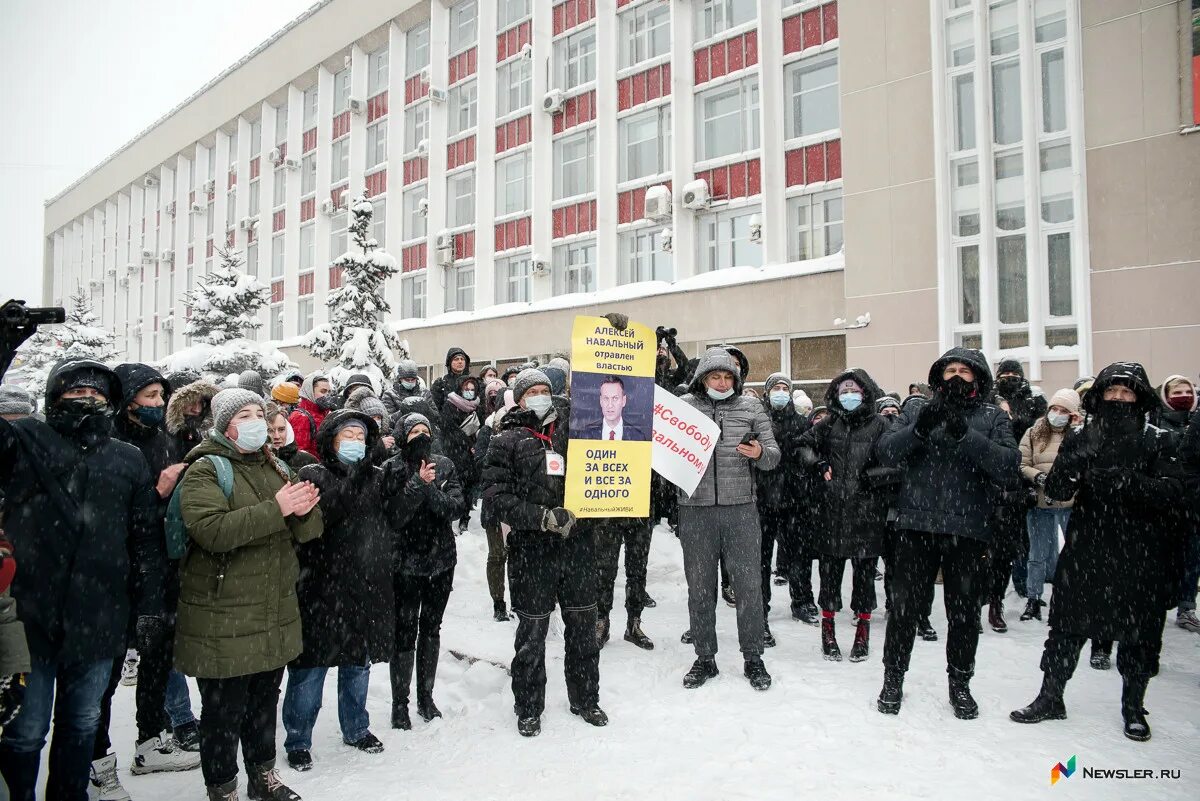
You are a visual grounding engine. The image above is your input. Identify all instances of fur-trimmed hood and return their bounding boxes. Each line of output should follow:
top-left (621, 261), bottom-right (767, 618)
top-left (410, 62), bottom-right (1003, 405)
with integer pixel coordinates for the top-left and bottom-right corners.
top-left (165, 380), bottom-right (220, 435)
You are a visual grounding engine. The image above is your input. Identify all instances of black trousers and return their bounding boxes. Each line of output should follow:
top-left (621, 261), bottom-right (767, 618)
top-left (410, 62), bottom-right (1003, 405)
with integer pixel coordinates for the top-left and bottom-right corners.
top-left (1041, 625), bottom-right (1163, 683)
top-left (985, 518), bottom-right (1022, 603)
top-left (394, 568), bottom-right (455, 653)
top-left (882, 530), bottom-right (988, 676)
top-left (92, 655), bottom-right (125, 760)
top-left (485, 525), bottom-right (508, 605)
top-left (196, 668), bottom-right (285, 786)
top-left (593, 518), bottom-right (652, 618)
top-left (508, 530), bottom-right (599, 718)
top-left (818, 556), bottom-right (879, 614)
top-left (762, 506), bottom-right (816, 610)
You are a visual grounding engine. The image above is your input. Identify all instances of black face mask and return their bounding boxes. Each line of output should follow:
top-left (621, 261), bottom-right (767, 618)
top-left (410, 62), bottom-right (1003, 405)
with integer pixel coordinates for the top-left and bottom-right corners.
top-left (47, 397), bottom-right (113, 441)
top-left (405, 433), bottom-right (432, 465)
top-left (1095, 398), bottom-right (1142, 425)
top-left (995, 376), bottom-right (1023, 397)
top-left (184, 412), bottom-right (208, 433)
top-left (943, 376), bottom-right (975, 403)
top-left (314, 395), bottom-right (339, 411)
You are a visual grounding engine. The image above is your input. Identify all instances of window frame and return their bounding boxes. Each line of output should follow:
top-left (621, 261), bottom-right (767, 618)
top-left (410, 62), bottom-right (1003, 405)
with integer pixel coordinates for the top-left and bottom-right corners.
top-left (785, 52), bottom-right (840, 142)
top-left (619, 104), bottom-right (672, 184)
top-left (552, 238), bottom-right (597, 296)
top-left (333, 69), bottom-right (352, 115)
top-left (368, 47), bottom-right (390, 97)
top-left (553, 127), bottom-right (597, 201)
top-left (697, 205), bottom-right (764, 272)
top-left (695, 76), bottom-right (761, 163)
top-left (495, 150), bottom-right (532, 218)
top-left (448, 80), bottom-right (478, 137)
top-left (401, 272), bottom-right (427, 319)
top-left (497, 57), bottom-right (533, 119)
top-left (402, 185), bottom-right (428, 242)
top-left (405, 22), bottom-right (430, 76)
top-left (786, 189), bottom-right (844, 262)
top-left (619, 225), bottom-right (673, 285)
top-left (694, 0), bottom-right (757, 44)
top-left (619, 1), bottom-right (672, 70)
top-left (446, 168), bottom-right (476, 229)
top-left (303, 87), bottom-right (319, 129)
top-left (449, 0), bottom-right (478, 56)
top-left (495, 253), bottom-right (533, 304)
top-left (366, 122), bottom-right (388, 170)
top-left (330, 138), bottom-right (350, 185)
top-left (555, 26), bottom-right (597, 91)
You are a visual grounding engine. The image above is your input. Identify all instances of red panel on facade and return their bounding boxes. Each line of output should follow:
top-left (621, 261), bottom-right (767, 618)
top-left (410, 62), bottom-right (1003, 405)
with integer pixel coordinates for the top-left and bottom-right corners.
top-left (728, 161), bottom-right (748, 198)
top-left (228, 170), bottom-right (237, 189)
top-left (329, 266), bottom-right (344, 289)
top-left (303, 128), bottom-right (317, 153)
top-left (709, 166), bottom-right (731, 199)
top-left (747, 158), bottom-right (762, 195)
top-left (631, 72), bottom-right (648, 107)
top-left (825, 138), bottom-right (842, 179)
top-left (617, 77), bottom-right (633, 111)
top-left (403, 157), bottom-right (428, 185)
top-left (694, 48), bottom-right (710, 85)
top-left (515, 216), bottom-right (531, 247)
top-left (823, 2), bottom-right (839, 42)
top-left (365, 169), bottom-right (387, 198)
top-left (454, 231), bottom-right (475, 261)
top-left (278, 143), bottom-right (287, 160)
top-left (710, 41), bottom-right (728, 80)
top-left (331, 186), bottom-right (347, 209)
top-left (494, 223), bottom-right (507, 252)
top-left (206, 239), bottom-right (214, 258)
top-left (332, 111), bottom-right (351, 140)
top-left (785, 149), bottom-right (805, 186)
top-left (805, 144), bottom-right (826, 182)
top-left (745, 30), bottom-right (759, 66)
top-left (187, 246), bottom-right (194, 265)
top-left (552, 2), bottom-right (565, 36)
top-left (579, 200), bottom-right (594, 233)
top-left (616, 0), bottom-right (635, 6)
top-left (802, 9), bottom-right (822, 49)
top-left (299, 273), bottom-right (314, 295)
top-left (727, 37), bottom-right (745, 73)
top-left (367, 92), bottom-right (389, 122)
top-left (617, 191), bottom-right (632, 225)
top-left (249, 158), bottom-right (261, 180)
top-left (247, 228), bottom-right (257, 245)
top-left (402, 243), bottom-right (426, 273)
top-left (301, 197), bottom-right (316, 222)
top-left (405, 75), bottom-right (429, 105)
top-left (273, 210), bottom-right (286, 232)
top-left (645, 67), bottom-right (662, 102)
top-left (564, 204), bottom-right (579, 236)
top-left (783, 15), bottom-right (803, 54)
top-left (271, 281), bottom-right (285, 303)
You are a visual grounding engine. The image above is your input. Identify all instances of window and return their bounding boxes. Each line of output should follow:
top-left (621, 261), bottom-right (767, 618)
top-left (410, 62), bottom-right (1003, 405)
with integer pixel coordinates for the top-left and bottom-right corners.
top-left (553, 128), bottom-right (595, 199)
top-left (300, 225), bottom-right (315, 272)
top-left (553, 239), bottom-right (596, 295)
top-left (556, 27), bottom-right (597, 90)
top-left (958, 244), bottom-right (980, 325)
top-left (401, 273), bottom-right (426, 318)
top-left (619, 106), bottom-right (672, 182)
top-left (695, 0), bottom-right (756, 41)
top-left (403, 186), bottom-right (428, 240)
top-left (449, 0), bottom-right (478, 54)
top-left (447, 169), bottom-right (476, 228)
top-left (270, 305), bottom-right (283, 340)
top-left (297, 297), bottom-right (314, 335)
top-left (496, 152), bottom-right (531, 216)
top-left (271, 234), bottom-right (285, 278)
top-left (405, 22), bottom-right (430, 75)
top-left (275, 104), bottom-right (288, 144)
top-left (620, 2), bottom-right (671, 69)
top-left (248, 182), bottom-right (260, 217)
top-left (245, 241), bottom-right (258, 277)
top-left (371, 199), bottom-right (386, 248)
top-left (786, 55), bottom-right (839, 140)
top-left (406, 103), bottom-right (430, 151)
top-left (1039, 141), bottom-right (1072, 222)
top-left (446, 266), bottom-right (474, 312)
top-left (619, 227), bottom-right (672, 284)
top-left (448, 81), bottom-right (477, 136)
top-left (992, 60), bottom-right (1022, 145)
top-left (499, 0), bottom-right (531, 29)
top-left (331, 139), bottom-right (350, 184)
top-left (496, 254), bottom-right (532, 303)
top-left (333, 69), bottom-right (352, 114)
top-left (699, 207), bottom-right (763, 271)
top-left (366, 123), bottom-right (388, 169)
top-left (330, 210), bottom-right (348, 260)
top-left (696, 77), bottom-right (760, 160)
top-left (952, 73), bottom-right (976, 151)
top-left (226, 190), bottom-right (237, 229)
top-left (273, 167), bottom-right (286, 207)
top-left (369, 47), bottom-right (389, 96)
top-left (248, 119), bottom-right (262, 157)
top-left (497, 58), bottom-right (532, 117)
top-left (207, 204), bottom-right (215, 236)
top-left (301, 154), bottom-right (316, 195)
top-left (787, 190), bottom-right (843, 261)
top-left (228, 131), bottom-right (239, 165)
top-left (789, 334), bottom-right (846, 383)
top-left (997, 234), bottom-right (1028, 324)
top-left (303, 87), bottom-right (318, 129)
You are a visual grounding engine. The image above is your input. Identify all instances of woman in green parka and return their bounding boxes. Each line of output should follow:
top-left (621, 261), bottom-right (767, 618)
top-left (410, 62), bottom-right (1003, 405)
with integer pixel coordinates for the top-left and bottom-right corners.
top-left (175, 388), bottom-right (323, 801)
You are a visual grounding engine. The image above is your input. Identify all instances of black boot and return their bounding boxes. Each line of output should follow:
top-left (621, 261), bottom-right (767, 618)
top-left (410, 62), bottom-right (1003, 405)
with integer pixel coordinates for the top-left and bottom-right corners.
top-left (793, 601), bottom-right (819, 625)
top-left (1019, 598), bottom-right (1042, 622)
top-left (596, 615), bottom-right (611, 649)
top-left (848, 616), bottom-right (870, 663)
top-left (624, 616), bottom-right (654, 650)
top-left (763, 622), bottom-right (776, 648)
top-left (988, 600), bottom-right (1007, 633)
top-left (207, 778), bottom-right (240, 801)
top-left (416, 639), bottom-right (442, 722)
top-left (721, 584), bottom-right (737, 607)
top-left (682, 657), bottom-right (719, 689)
top-left (680, 629), bottom-right (693, 644)
top-left (877, 669), bottom-right (904, 714)
top-left (517, 716), bottom-right (541, 737)
top-left (390, 651), bottom-right (414, 730)
top-left (744, 658), bottom-right (772, 691)
top-left (1121, 676), bottom-right (1151, 742)
top-left (493, 601), bottom-right (510, 622)
top-left (642, 593), bottom-right (657, 608)
top-left (948, 668), bottom-right (979, 720)
top-left (1010, 674), bottom-right (1067, 724)
top-left (246, 759), bottom-right (301, 801)
top-left (917, 617), bottom-right (938, 641)
top-left (821, 616), bottom-right (842, 662)
top-left (570, 705), bottom-right (609, 726)
top-left (1090, 642), bottom-right (1112, 671)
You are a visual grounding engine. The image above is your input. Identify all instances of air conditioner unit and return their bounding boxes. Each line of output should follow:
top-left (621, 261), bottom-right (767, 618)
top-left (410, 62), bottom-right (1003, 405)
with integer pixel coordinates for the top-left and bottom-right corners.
top-left (161, 317), bottom-right (174, 332)
top-left (643, 185), bottom-right (673, 222)
top-left (530, 259), bottom-right (549, 277)
top-left (141, 249), bottom-right (155, 262)
top-left (132, 323), bottom-right (143, 339)
top-left (202, 179), bottom-right (216, 194)
top-left (284, 157), bottom-right (300, 170)
top-left (429, 87), bottom-right (448, 104)
top-left (417, 198), bottom-right (430, 217)
top-left (519, 43), bottom-right (533, 60)
top-left (419, 67), bottom-right (431, 85)
top-left (268, 147), bottom-right (282, 164)
top-left (542, 89), bottom-right (564, 115)
top-left (434, 230), bottom-right (454, 250)
top-left (161, 249), bottom-right (174, 263)
top-left (435, 246), bottom-right (454, 266)
top-left (143, 176), bottom-right (158, 188)
top-left (106, 266), bottom-right (118, 277)
top-left (681, 179), bottom-right (711, 210)
top-left (661, 227), bottom-right (674, 253)
top-left (348, 97), bottom-right (366, 115)
top-left (238, 217), bottom-right (255, 231)
top-left (127, 263), bottom-right (139, 275)
top-left (88, 278), bottom-right (102, 290)
top-left (748, 213), bottom-right (763, 244)
top-left (319, 198), bottom-right (336, 216)
top-left (416, 139), bottom-right (429, 156)
top-left (190, 201), bottom-right (205, 214)
top-left (166, 201), bottom-right (177, 217)
top-left (119, 276), bottom-right (130, 288)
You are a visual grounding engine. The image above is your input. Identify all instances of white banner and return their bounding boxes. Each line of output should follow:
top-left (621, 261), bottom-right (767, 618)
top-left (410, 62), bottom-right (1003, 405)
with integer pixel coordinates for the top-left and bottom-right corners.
top-left (651, 385), bottom-right (720, 498)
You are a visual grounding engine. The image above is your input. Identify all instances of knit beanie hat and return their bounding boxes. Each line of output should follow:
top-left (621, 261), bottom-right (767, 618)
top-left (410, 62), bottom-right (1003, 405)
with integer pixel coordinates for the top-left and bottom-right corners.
top-left (165, 369), bottom-right (201, 391)
top-left (237, 370), bottom-right (265, 396)
top-left (548, 357), bottom-right (571, 374)
top-left (0, 385), bottom-right (34, 417)
top-left (211, 388), bottom-right (267, 435)
top-left (358, 395), bottom-right (388, 421)
top-left (400, 412), bottom-right (432, 439)
top-left (394, 359), bottom-right (420, 381)
top-left (271, 382), bottom-right (300, 405)
top-left (1047, 388), bottom-right (1080, 415)
top-left (876, 395), bottom-right (901, 413)
top-left (792, 389), bottom-right (813, 415)
top-left (996, 359), bottom-right (1025, 378)
top-left (512, 368), bottom-right (551, 404)
top-left (542, 366), bottom-right (567, 396)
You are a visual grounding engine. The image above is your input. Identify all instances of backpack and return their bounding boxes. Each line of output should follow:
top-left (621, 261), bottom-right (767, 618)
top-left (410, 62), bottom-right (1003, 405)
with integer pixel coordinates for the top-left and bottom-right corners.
top-left (165, 455), bottom-right (234, 560)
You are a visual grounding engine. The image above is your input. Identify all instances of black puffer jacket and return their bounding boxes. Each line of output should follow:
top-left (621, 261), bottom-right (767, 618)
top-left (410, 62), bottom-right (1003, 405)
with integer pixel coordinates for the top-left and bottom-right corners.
top-left (386, 444), bottom-right (463, 577)
top-left (755, 375), bottom-right (811, 512)
top-left (165, 379), bottom-right (219, 462)
top-left (440, 374), bottom-right (483, 493)
top-left (481, 400), bottom-right (570, 536)
top-left (430, 347), bottom-right (471, 412)
top-left (1045, 362), bottom-right (1185, 641)
top-left (877, 348), bottom-right (1020, 541)
top-left (994, 375), bottom-right (1047, 443)
top-left (294, 410), bottom-right (398, 667)
top-left (799, 369), bottom-right (892, 558)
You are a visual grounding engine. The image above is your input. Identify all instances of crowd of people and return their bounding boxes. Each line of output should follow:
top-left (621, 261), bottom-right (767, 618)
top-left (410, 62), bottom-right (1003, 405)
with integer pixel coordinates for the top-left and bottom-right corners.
top-left (0, 313), bottom-right (1196, 801)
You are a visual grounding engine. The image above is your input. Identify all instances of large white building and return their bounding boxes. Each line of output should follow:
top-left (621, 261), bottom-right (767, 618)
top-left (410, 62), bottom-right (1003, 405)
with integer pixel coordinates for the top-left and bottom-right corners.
top-left (42, 0), bottom-right (1200, 391)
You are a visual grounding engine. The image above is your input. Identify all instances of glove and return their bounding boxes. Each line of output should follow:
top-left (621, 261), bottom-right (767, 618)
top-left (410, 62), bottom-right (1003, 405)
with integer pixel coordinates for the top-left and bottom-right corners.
top-left (943, 409), bottom-right (968, 440)
top-left (603, 312), bottom-right (629, 331)
top-left (1034, 472), bottom-right (1048, 489)
top-left (136, 615), bottom-right (168, 653)
top-left (914, 402), bottom-right (943, 438)
top-left (541, 507), bottom-right (577, 538)
top-left (0, 673), bottom-right (24, 728)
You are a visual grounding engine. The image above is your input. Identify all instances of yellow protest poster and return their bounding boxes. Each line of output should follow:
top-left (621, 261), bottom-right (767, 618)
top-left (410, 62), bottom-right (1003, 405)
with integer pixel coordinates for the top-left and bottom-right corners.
top-left (564, 315), bottom-right (656, 518)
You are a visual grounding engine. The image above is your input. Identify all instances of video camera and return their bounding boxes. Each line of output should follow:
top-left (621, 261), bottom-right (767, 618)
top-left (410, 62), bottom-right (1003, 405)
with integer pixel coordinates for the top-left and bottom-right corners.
top-left (2, 299), bottom-right (65, 330)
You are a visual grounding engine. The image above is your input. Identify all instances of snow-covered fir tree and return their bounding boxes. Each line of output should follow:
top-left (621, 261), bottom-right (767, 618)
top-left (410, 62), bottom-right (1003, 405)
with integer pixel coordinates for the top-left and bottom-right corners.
top-left (303, 193), bottom-right (407, 389)
top-left (17, 286), bottom-right (120, 398)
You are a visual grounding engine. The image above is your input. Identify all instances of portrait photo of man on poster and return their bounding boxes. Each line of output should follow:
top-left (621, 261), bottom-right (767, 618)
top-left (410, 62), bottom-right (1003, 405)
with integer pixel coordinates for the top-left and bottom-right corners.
top-left (571, 373), bottom-right (654, 442)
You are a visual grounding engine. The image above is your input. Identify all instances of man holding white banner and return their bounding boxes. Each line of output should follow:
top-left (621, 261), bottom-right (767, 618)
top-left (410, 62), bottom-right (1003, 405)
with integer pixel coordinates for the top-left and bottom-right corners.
top-left (668, 348), bottom-right (780, 692)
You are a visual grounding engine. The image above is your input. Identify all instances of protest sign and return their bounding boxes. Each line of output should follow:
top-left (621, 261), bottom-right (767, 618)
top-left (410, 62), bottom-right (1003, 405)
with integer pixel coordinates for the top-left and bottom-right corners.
top-left (650, 385), bottom-right (720, 498)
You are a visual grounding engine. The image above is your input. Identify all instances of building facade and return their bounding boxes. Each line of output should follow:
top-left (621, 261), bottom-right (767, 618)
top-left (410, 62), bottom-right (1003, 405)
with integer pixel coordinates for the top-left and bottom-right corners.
top-left (42, 0), bottom-right (1200, 393)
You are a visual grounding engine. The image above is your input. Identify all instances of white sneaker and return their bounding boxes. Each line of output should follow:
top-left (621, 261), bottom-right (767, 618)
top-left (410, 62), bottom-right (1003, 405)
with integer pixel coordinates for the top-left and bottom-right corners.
top-left (89, 754), bottom-right (131, 801)
top-left (1176, 609), bottom-right (1200, 634)
top-left (130, 732), bottom-right (202, 774)
top-left (120, 650), bottom-right (139, 687)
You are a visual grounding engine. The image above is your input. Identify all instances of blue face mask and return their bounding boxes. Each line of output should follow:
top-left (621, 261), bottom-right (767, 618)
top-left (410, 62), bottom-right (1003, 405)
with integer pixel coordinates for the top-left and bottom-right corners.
top-left (769, 391), bottom-right (791, 409)
top-left (400, 379), bottom-right (418, 390)
top-left (233, 418), bottom-right (268, 452)
top-left (462, 390), bottom-right (476, 401)
top-left (839, 392), bottom-right (863, 412)
top-left (133, 404), bottom-right (165, 426)
top-left (524, 395), bottom-right (553, 418)
top-left (707, 387), bottom-right (735, 401)
top-left (337, 440), bottom-right (367, 464)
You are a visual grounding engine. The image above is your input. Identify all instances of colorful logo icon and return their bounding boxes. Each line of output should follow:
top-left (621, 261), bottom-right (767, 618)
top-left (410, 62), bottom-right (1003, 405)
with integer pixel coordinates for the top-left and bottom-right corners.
top-left (1051, 755), bottom-right (1077, 785)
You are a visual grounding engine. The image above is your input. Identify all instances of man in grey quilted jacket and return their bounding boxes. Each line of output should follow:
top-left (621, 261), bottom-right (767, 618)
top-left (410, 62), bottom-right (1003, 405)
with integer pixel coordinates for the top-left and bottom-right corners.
top-left (677, 348), bottom-right (780, 691)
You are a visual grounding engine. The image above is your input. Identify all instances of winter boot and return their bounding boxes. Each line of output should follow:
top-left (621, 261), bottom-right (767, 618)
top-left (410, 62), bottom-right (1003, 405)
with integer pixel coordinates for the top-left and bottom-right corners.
top-left (642, 593), bottom-right (657, 608)
top-left (596, 615), bottom-right (611, 649)
top-left (988, 600), bottom-right (1008, 633)
top-left (1174, 608), bottom-right (1200, 634)
top-left (88, 753), bottom-right (132, 801)
top-left (1089, 641), bottom-right (1112, 671)
top-left (456, 518), bottom-right (469, 535)
top-left (1019, 598), bottom-right (1042, 622)
top-left (743, 658), bottom-right (772, 691)
top-left (773, 572), bottom-right (787, 586)
top-left (131, 731), bottom-right (202, 773)
top-left (763, 622), bottom-right (776, 648)
top-left (821, 614), bottom-right (842, 662)
top-left (570, 705), bottom-right (609, 727)
top-left (286, 749), bottom-right (313, 771)
top-left (1121, 676), bottom-right (1151, 742)
top-left (793, 601), bottom-right (819, 625)
top-left (917, 617), bottom-right (938, 641)
top-left (721, 584), bottom-right (737, 607)
top-left (390, 651), bottom-right (415, 730)
top-left (493, 601), bottom-right (511, 622)
top-left (416, 641), bottom-right (443, 722)
top-left (682, 657), bottom-right (719, 689)
top-left (848, 615), bottom-right (870, 663)
top-left (517, 716), bottom-right (541, 737)
top-left (246, 759), bottom-right (301, 801)
top-left (877, 669), bottom-right (904, 714)
top-left (347, 732), bottom-right (385, 753)
top-left (948, 668), bottom-right (980, 720)
top-left (207, 778), bottom-right (240, 801)
top-left (680, 629), bottom-right (693, 645)
top-left (173, 719), bottom-right (201, 752)
top-left (623, 616), bottom-right (654, 650)
top-left (120, 649), bottom-right (139, 686)
top-left (1009, 674), bottom-right (1067, 724)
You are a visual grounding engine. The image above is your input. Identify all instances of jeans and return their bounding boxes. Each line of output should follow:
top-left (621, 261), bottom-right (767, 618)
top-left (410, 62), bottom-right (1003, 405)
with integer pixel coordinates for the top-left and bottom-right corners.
top-left (0, 655), bottom-right (113, 801)
top-left (1178, 530), bottom-right (1200, 612)
top-left (281, 664), bottom-right (371, 752)
top-left (1025, 508), bottom-right (1069, 601)
top-left (165, 670), bottom-right (196, 729)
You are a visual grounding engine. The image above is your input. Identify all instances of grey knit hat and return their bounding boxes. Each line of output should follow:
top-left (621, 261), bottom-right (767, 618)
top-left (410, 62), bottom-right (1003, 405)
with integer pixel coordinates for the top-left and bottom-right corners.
top-left (394, 359), bottom-right (420, 381)
top-left (400, 412), bottom-right (432, 439)
top-left (358, 395), bottom-right (388, 421)
top-left (511, 368), bottom-right (551, 404)
top-left (237, 369), bottom-right (265, 396)
top-left (547, 356), bottom-right (571, 374)
top-left (0, 384), bottom-right (34, 417)
top-left (211, 388), bottom-right (267, 435)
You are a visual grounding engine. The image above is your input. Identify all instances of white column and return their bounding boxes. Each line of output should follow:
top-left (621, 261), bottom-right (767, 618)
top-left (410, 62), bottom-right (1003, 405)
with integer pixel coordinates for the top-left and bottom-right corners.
top-left (759, 0), bottom-right (788, 266)
top-left (670, 2), bottom-right (698, 280)
top-left (1017, 0), bottom-right (1043, 380)
top-left (104, 200), bottom-right (118, 329)
top-left (313, 67), bottom-right (335, 325)
top-left (234, 117), bottom-right (251, 253)
top-left (80, 213), bottom-right (94, 299)
top-left (384, 22), bottom-right (406, 316)
top-left (594, 1), bottom-right (619, 290)
top-left (212, 131), bottom-right (231, 270)
top-left (285, 85), bottom-right (304, 336)
top-left (52, 232), bottom-right (65, 309)
top-left (425, 1), bottom-right (452, 317)
top-left (528, 0), bottom-right (554, 303)
top-left (172, 156), bottom-right (190, 326)
top-left (474, 0), bottom-right (498, 308)
top-left (349, 44), bottom-right (369, 197)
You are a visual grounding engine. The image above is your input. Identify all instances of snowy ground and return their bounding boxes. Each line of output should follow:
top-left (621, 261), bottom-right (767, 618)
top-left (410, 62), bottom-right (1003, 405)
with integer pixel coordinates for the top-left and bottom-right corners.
top-left (104, 512), bottom-right (1200, 801)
